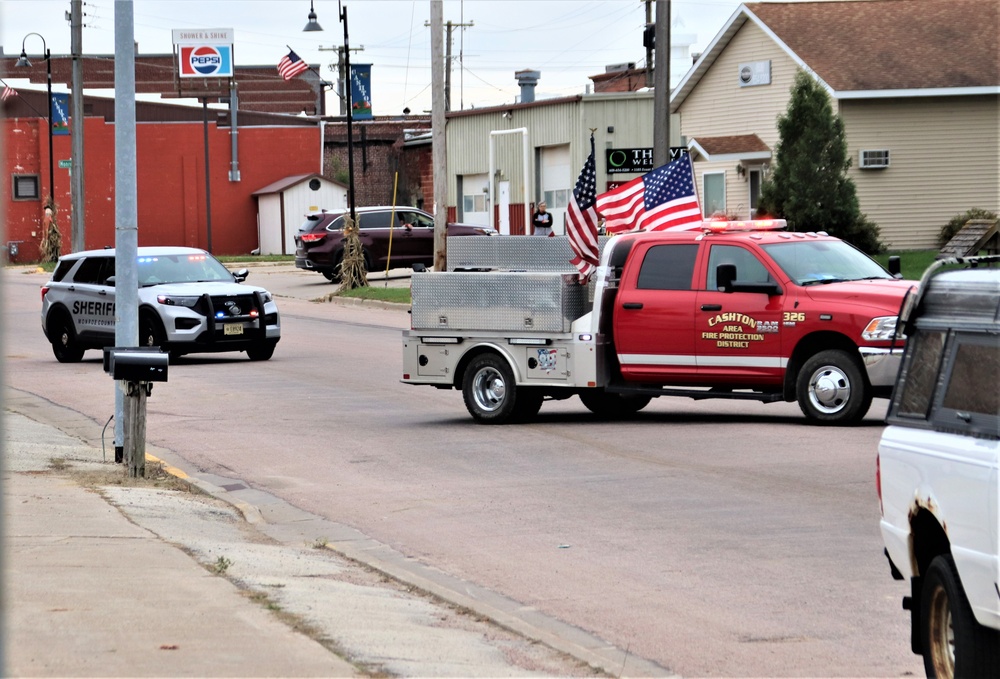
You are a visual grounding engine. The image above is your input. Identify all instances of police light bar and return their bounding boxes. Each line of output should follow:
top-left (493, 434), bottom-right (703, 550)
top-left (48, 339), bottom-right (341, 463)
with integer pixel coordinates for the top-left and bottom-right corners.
top-left (702, 219), bottom-right (788, 232)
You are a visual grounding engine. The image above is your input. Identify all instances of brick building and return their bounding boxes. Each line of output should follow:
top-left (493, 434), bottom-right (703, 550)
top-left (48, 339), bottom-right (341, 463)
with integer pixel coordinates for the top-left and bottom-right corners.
top-left (322, 118), bottom-right (434, 210)
top-left (3, 88), bottom-right (319, 260)
top-left (1, 52), bottom-right (327, 115)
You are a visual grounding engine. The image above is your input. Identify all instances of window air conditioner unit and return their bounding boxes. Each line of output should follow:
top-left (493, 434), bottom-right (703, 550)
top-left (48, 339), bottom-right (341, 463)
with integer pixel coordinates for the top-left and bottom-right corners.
top-left (860, 149), bottom-right (890, 169)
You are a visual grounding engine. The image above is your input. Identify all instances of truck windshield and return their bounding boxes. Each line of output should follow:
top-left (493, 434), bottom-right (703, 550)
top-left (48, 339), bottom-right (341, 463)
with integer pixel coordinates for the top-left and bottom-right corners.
top-left (761, 240), bottom-right (891, 286)
top-left (137, 253), bottom-right (234, 286)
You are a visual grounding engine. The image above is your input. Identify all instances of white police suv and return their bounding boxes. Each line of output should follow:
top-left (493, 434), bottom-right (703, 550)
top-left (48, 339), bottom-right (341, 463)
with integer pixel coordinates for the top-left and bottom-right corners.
top-left (41, 246), bottom-right (281, 362)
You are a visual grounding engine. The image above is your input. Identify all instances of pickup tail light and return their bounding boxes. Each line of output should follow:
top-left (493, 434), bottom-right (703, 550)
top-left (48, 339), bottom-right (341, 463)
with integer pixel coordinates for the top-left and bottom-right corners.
top-left (300, 233), bottom-right (326, 243)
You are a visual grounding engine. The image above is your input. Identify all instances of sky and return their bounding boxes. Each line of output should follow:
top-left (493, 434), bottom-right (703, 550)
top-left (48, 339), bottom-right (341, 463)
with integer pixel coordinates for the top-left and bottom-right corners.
top-left (1, 0), bottom-right (744, 115)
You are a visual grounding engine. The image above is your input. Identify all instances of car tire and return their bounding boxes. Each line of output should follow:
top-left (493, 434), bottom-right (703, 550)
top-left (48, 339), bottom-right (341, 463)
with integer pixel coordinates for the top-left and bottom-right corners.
top-left (920, 553), bottom-right (1000, 678)
top-left (139, 313), bottom-right (167, 351)
top-left (462, 353), bottom-right (522, 424)
top-left (579, 390), bottom-right (651, 419)
top-left (246, 341), bottom-right (276, 361)
top-left (326, 251), bottom-right (344, 284)
top-left (48, 312), bottom-right (85, 363)
top-left (796, 349), bottom-right (872, 425)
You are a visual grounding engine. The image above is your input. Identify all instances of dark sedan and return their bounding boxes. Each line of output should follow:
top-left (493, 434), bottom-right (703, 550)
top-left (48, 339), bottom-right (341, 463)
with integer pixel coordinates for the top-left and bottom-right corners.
top-left (294, 206), bottom-right (495, 281)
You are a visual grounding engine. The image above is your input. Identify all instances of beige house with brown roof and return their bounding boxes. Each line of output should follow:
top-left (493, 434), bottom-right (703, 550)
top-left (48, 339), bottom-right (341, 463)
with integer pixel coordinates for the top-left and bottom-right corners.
top-left (672, 0), bottom-right (999, 250)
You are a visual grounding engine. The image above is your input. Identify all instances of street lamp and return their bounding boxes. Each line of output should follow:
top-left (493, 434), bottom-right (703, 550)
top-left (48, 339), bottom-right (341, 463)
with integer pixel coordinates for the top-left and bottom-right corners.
top-left (16, 33), bottom-right (54, 210)
top-left (303, 0), bottom-right (323, 31)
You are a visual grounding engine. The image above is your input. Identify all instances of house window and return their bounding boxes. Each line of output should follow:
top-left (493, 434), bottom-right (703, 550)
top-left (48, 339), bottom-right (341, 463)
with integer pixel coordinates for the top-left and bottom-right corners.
top-left (703, 172), bottom-right (726, 217)
top-left (13, 175), bottom-right (40, 201)
top-left (860, 149), bottom-right (890, 169)
top-left (749, 169), bottom-right (762, 215)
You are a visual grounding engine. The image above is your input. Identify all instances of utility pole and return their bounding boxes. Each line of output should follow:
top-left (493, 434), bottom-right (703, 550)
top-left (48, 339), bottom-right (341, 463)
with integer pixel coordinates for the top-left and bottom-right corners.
top-left (69, 0), bottom-right (86, 252)
top-left (424, 19), bottom-right (473, 112)
top-left (113, 0), bottom-right (143, 476)
top-left (430, 1), bottom-right (447, 271)
top-left (652, 0), bottom-right (671, 166)
top-left (319, 44), bottom-right (364, 116)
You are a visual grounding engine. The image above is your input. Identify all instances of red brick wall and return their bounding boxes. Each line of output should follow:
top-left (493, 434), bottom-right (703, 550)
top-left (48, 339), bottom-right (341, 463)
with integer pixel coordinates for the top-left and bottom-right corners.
top-left (3, 116), bottom-right (321, 259)
top-left (591, 68), bottom-right (649, 93)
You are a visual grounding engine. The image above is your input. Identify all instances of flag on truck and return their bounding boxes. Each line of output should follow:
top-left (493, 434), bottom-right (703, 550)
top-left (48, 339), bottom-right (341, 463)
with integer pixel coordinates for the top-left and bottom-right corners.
top-left (596, 153), bottom-right (701, 233)
top-left (277, 49), bottom-right (309, 80)
top-left (2, 84), bottom-right (17, 101)
top-left (566, 134), bottom-right (600, 281)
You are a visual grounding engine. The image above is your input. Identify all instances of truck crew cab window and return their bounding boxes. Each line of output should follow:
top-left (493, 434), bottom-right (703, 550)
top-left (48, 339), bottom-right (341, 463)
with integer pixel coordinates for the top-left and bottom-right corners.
top-left (706, 245), bottom-right (773, 289)
top-left (636, 244), bottom-right (697, 290)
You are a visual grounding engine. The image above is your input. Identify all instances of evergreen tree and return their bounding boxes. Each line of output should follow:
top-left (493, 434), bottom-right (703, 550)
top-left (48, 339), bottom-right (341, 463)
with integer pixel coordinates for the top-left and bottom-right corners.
top-left (758, 70), bottom-right (883, 253)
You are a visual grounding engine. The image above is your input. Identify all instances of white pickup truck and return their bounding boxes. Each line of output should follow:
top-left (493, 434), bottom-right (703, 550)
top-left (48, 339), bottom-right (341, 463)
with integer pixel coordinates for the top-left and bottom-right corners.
top-left (878, 255), bottom-right (1000, 678)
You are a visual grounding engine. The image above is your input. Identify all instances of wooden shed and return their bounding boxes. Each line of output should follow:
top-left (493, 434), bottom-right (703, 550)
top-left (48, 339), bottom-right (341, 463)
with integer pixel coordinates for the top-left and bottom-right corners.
top-left (253, 174), bottom-right (348, 255)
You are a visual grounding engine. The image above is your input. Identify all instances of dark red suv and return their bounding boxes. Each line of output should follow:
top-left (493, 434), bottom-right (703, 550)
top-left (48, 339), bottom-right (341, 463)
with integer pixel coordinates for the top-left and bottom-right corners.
top-left (294, 206), bottom-right (495, 281)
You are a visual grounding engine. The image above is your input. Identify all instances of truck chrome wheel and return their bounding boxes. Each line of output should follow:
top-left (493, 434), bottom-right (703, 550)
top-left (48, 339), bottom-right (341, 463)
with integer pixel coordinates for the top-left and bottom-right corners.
top-left (806, 364), bottom-right (851, 414)
top-left (796, 349), bottom-right (872, 425)
top-left (462, 353), bottom-right (520, 424)
top-left (472, 365), bottom-right (506, 412)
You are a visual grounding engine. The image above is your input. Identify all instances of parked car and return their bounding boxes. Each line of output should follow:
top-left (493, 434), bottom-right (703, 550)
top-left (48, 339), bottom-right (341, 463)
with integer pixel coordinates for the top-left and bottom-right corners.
top-left (41, 246), bottom-right (281, 362)
top-left (294, 206), bottom-right (496, 281)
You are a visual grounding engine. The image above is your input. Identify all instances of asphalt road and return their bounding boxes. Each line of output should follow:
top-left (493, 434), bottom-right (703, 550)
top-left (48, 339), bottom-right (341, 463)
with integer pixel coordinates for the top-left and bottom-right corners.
top-left (10, 263), bottom-right (924, 677)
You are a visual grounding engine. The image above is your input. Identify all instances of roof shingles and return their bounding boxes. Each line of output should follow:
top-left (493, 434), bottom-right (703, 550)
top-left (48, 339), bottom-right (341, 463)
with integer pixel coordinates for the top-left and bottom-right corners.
top-left (746, 0), bottom-right (999, 91)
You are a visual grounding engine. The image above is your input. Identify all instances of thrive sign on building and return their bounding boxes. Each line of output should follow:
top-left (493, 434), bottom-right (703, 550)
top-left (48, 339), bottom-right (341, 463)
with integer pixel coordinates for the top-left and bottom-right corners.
top-left (172, 28), bottom-right (235, 78)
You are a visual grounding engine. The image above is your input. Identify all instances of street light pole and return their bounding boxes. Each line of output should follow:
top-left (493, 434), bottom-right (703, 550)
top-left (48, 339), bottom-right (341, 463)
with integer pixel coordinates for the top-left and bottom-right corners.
top-left (16, 33), bottom-right (54, 209)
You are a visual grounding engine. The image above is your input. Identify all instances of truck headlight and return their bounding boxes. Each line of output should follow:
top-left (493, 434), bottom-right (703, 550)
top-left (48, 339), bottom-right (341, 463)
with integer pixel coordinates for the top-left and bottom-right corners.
top-left (862, 316), bottom-right (900, 341)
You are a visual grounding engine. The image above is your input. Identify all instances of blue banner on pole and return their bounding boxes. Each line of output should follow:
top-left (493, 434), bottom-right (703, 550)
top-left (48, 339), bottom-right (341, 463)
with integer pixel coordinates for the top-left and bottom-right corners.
top-left (51, 92), bottom-right (69, 136)
top-left (350, 64), bottom-right (372, 120)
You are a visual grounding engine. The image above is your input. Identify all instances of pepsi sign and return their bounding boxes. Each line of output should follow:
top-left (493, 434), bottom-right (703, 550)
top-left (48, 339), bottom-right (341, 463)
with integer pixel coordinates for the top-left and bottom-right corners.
top-left (179, 45), bottom-right (233, 78)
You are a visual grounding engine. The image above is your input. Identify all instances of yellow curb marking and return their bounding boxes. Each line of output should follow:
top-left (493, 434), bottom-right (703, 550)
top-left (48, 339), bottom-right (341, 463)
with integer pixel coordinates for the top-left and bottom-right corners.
top-left (146, 453), bottom-right (188, 479)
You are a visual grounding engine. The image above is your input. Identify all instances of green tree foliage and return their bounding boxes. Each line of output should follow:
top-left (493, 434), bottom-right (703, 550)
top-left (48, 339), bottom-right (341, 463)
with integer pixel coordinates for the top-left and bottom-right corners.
top-left (758, 71), bottom-right (884, 254)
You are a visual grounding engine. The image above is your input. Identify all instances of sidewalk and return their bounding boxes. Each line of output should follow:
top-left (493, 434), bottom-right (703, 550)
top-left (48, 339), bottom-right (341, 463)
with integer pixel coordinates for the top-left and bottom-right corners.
top-left (3, 395), bottom-right (673, 678)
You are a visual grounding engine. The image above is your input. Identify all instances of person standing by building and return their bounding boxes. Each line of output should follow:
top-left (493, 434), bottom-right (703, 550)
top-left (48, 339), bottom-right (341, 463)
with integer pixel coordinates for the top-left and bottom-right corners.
top-left (531, 202), bottom-right (554, 236)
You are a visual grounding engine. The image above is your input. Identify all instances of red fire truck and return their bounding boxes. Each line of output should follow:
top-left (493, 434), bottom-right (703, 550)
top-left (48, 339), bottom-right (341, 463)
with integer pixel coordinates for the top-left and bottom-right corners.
top-left (401, 220), bottom-right (913, 425)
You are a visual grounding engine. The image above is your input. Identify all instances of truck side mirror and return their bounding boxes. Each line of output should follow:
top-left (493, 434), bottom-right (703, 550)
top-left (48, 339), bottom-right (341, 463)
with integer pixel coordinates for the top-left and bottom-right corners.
top-left (887, 256), bottom-right (902, 278)
top-left (233, 268), bottom-right (249, 283)
top-left (716, 264), bottom-right (737, 293)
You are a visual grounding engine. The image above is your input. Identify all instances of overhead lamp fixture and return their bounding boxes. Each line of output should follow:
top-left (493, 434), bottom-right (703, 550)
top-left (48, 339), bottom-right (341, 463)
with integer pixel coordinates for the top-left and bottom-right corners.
top-left (303, 0), bottom-right (323, 31)
top-left (16, 33), bottom-right (54, 211)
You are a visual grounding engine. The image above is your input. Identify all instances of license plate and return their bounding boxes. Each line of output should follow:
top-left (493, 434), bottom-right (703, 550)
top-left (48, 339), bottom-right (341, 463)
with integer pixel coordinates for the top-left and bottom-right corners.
top-left (224, 323), bottom-right (244, 336)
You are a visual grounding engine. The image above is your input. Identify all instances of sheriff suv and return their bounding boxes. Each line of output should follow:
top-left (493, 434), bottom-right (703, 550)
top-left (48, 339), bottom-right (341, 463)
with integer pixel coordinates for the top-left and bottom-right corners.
top-left (878, 255), bottom-right (1000, 677)
top-left (41, 246), bottom-right (281, 362)
top-left (294, 206), bottom-right (495, 281)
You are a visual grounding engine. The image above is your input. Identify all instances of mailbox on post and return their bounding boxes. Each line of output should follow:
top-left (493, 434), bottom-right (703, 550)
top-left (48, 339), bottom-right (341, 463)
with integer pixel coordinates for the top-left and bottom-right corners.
top-left (103, 347), bottom-right (169, 384)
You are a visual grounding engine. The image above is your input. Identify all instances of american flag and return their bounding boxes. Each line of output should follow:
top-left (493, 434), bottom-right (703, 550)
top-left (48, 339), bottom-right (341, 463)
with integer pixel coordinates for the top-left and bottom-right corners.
top-left (566, 135), bottom-right (600, 281)
top-left (2, 84), bottom-right (17, 101)
top-left (277, 50), bottom-right (309, 81)
top-left (596, 153), bottom-right (702, 233)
